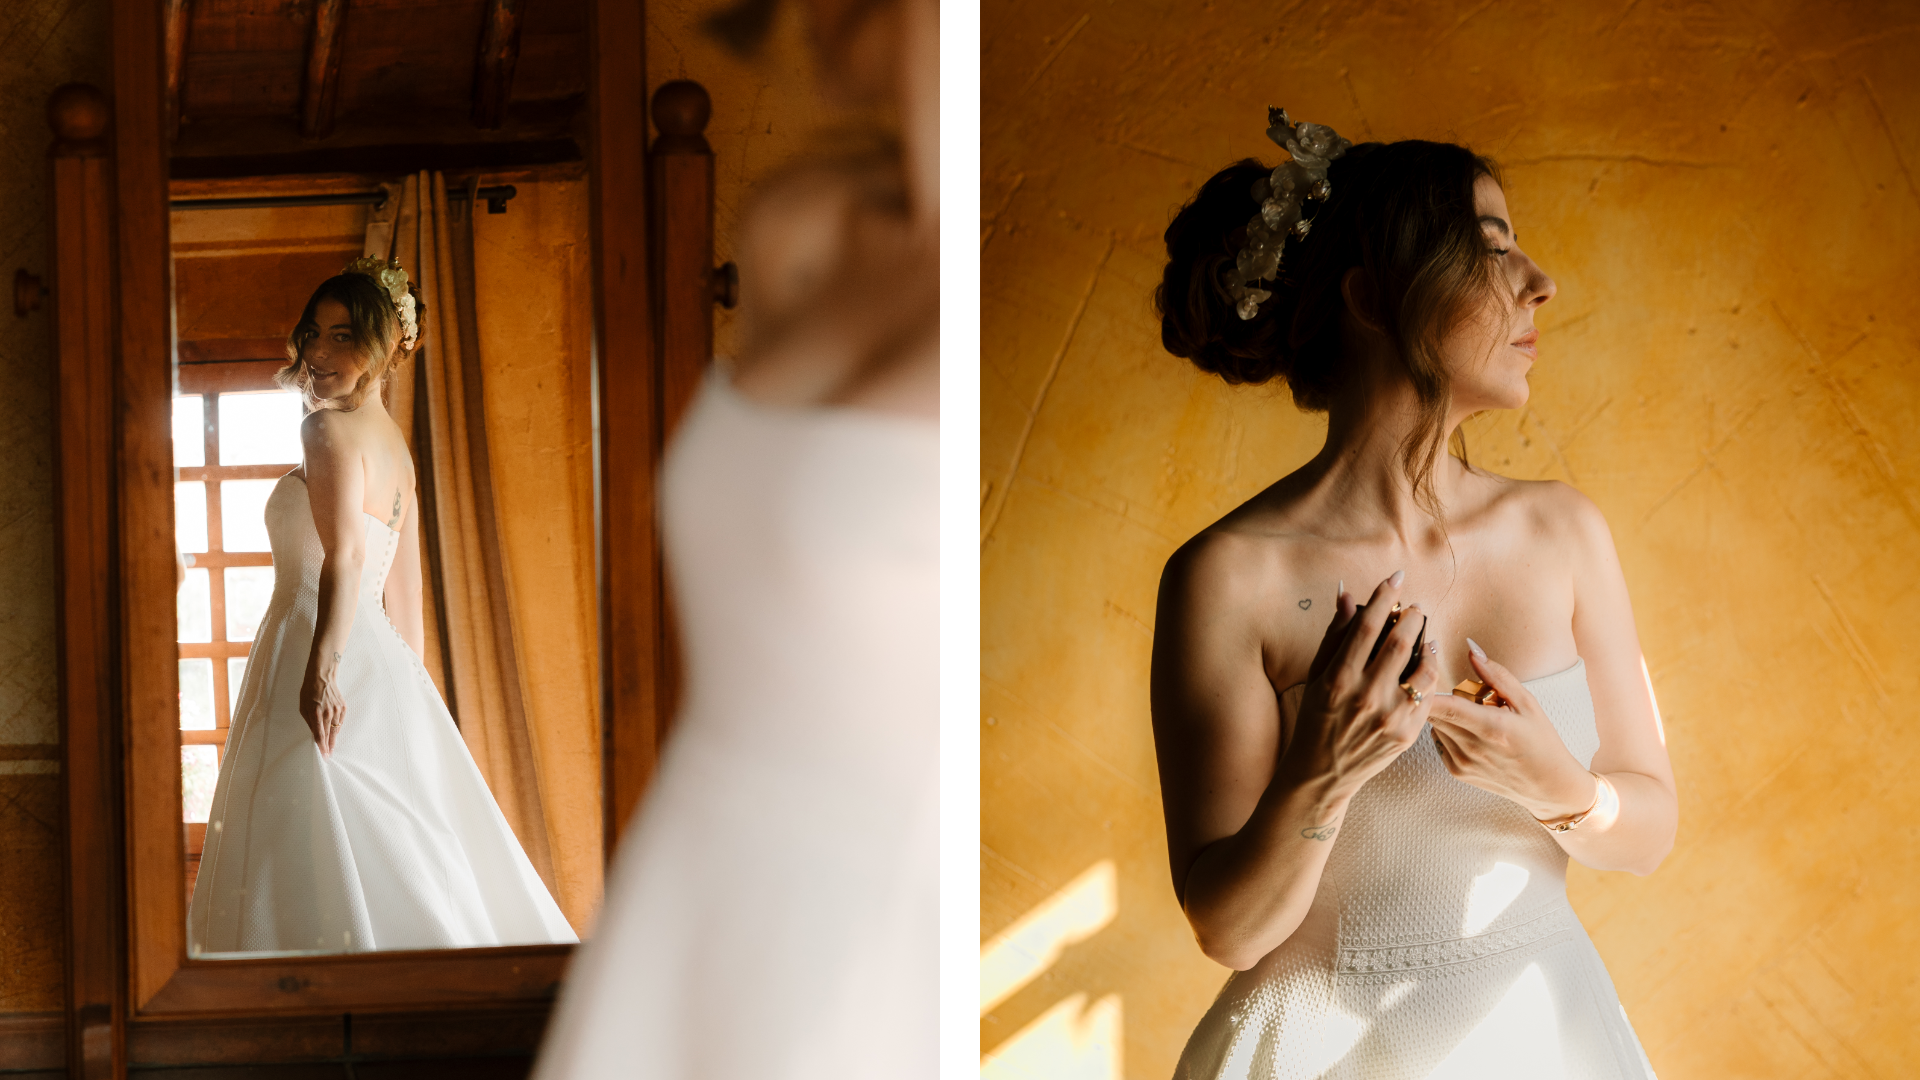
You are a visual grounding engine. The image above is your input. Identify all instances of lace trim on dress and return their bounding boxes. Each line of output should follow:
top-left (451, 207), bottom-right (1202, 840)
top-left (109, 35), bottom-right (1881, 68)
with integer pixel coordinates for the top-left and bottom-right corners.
top-left (1334, 903), bottom-right (1583, 984)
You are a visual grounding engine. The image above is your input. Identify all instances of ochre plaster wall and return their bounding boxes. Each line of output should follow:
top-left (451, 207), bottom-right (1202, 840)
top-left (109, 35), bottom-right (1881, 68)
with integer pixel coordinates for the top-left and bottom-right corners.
top-left (0, 0), bottom-right (107, 1018)
top-left (982, 2), bottom-right (1920, 1077)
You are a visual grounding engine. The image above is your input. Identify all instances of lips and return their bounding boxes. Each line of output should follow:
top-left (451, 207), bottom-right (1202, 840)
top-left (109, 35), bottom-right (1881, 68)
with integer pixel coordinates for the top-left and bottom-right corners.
top-left (1510, 329), bottom-right (1538, 358)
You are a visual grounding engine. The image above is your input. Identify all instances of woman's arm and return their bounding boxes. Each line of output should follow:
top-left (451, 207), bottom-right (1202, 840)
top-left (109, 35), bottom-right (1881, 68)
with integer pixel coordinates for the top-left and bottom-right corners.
top-left (1426, 485), bottom-right (1677, 874)
top-left (382, 487), bottom-right (427, 659)
top-left (1556, 488), bottom-right (1677, 872)
top-left (1153, 545), bottom-right (1440, 970)
top-left (300, 412), bottom-right (368, 757)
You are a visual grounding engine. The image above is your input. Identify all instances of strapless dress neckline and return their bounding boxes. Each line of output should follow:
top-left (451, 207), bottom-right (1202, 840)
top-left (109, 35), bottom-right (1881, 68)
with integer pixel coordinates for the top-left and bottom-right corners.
top-left (282, 471), bottom-right (402, 535)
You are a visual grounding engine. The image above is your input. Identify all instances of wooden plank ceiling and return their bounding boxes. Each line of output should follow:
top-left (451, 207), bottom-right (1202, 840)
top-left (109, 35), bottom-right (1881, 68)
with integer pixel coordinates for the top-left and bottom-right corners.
top-left (166, 0), bottom-right (589, 178)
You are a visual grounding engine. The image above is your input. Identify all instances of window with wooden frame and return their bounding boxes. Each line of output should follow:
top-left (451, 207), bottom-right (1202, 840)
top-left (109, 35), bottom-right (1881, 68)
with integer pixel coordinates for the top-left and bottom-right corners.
top-left (174, 357), bottom-right (302, 892)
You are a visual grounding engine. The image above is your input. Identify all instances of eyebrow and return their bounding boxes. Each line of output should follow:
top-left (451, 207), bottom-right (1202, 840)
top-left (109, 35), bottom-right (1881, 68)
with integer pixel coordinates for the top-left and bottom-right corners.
top-left (327, 323), bottom-right (352, 329)
top-left (1479, 215), bottom-right (1517, 243)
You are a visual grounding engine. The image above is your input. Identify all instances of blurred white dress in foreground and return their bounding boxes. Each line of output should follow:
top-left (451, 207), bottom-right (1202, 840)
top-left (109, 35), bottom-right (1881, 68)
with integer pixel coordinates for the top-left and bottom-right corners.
top-left (535, 370), bottom-right (939, 1078)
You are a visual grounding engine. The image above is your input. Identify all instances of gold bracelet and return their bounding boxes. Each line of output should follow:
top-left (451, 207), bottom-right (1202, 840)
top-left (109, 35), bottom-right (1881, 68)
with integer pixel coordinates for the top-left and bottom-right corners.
top-left (1535, 771), bottom-right (1615, 833)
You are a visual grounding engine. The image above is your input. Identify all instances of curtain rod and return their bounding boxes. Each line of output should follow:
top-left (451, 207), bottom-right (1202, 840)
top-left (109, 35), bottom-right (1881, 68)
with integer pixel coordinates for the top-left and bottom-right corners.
top-left (170, 184), bottom-right (519, 215)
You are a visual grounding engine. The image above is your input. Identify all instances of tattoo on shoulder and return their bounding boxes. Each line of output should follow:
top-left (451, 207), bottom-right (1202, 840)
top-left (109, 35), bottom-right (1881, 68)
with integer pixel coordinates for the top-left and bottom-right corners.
top-left (1300, 821), bottom-right (1339, 841)
top-left (1298, 598), bottom-right (1312, 610)
top-left (388, 489), bottom-right (403, 528)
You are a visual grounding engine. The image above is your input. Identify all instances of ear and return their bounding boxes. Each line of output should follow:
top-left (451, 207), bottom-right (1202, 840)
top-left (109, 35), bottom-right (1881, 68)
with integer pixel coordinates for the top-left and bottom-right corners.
top-left (1340, 267), bottom-right (1384, 333)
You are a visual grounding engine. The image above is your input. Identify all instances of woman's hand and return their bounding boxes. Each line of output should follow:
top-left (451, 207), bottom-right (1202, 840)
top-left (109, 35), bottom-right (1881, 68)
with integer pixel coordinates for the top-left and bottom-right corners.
top-left (1425, 640), bottom-right (1596, 820)
top-left (299, 660), bottom-right (346, 758)
top-left (1279, 573), bottom-right (1445, 804)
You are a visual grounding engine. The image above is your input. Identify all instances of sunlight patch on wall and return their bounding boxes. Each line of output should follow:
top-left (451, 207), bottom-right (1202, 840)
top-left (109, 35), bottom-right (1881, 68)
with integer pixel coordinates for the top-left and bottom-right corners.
top-left (981, 859), bottom-right (1117, 1011)
top-left (981, 991), bottom-right (1123, 1080)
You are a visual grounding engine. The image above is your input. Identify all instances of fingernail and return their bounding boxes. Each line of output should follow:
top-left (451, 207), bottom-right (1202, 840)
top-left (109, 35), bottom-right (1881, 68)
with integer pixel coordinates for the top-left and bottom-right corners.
top-left (1389, 569), bottom-right (1405, 587)
top-left (1467, 637), bottom-right (1487, 659)
top-left (1337, 579), bottom-right (1345, 598)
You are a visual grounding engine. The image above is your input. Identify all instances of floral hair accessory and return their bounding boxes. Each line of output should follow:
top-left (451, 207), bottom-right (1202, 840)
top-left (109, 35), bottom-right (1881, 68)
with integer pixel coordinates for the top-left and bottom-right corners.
top-left (1227, 107), bottom-right (1353, 320)
top-left (342, 255), bottom-right (420, 351)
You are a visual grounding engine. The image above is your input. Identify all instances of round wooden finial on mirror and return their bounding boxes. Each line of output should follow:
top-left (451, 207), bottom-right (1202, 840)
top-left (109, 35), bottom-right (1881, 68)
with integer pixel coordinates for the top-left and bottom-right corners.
top-left (651, 80), bottom-right (712, 137)
top-left (48, 82), bottom-right (109, 155)
top-left (651, 80), bottom-right (712, 153)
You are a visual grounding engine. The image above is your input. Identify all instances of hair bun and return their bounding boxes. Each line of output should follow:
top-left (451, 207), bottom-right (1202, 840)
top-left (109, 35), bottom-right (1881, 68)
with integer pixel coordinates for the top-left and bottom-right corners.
top-left (1156, 160), bottom-right (1293, 386)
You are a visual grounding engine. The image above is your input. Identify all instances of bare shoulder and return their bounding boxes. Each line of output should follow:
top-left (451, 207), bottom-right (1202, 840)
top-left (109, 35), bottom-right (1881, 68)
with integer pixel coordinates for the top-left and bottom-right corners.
top-left (1160, 519), bottom-right (1296, 616)
top-left (1528, 478), bottom-right (1613, 551)
top-left (1155, 505), bottom-right (1328, 686)
top-left (298, 408), bottom-right (369, 469)
top-left (300, 408), bottom-right (345, 448)
top-left (1474, 472), bottom-right (1608, 540)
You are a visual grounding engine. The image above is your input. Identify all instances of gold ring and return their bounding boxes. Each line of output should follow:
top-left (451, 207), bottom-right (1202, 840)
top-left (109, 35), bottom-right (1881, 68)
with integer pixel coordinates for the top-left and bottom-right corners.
top-left (1400, 681), bottom-right (1423, 705)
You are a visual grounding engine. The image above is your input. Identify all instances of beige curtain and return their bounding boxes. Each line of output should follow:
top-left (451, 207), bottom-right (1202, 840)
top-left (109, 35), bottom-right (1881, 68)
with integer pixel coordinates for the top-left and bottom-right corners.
top-left (364, 171), bottom-right (558, 895)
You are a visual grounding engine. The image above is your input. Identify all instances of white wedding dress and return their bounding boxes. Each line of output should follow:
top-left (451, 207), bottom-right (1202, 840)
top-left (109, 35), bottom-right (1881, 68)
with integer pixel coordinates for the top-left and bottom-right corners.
top-left (1174, 660), bottom-right (1657, 1080)
top-left (532, 371), bottom-right (939, 1079)
top-left (187, 473), bottom-right (577, 955)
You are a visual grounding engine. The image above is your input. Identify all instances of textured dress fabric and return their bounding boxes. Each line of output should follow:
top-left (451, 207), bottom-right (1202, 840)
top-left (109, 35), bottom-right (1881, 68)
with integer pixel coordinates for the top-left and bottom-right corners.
top-left (187, 474), bottom-right (577, 955)
top-left (1174, 660), bottom-right (1659, 1080)
top-left (532, 371), bottom-right (939, 1080)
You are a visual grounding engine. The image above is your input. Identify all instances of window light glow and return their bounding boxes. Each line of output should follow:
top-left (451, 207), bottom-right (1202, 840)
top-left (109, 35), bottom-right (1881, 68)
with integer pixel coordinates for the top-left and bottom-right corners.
top-left (218, 391), bottom-right (303, 465)
top-left (179, 659), bottom-right (216, 730)
top-left (175, 482), bottom-right (208, 553)
top-left (172, 395), bottom-right (205, 468)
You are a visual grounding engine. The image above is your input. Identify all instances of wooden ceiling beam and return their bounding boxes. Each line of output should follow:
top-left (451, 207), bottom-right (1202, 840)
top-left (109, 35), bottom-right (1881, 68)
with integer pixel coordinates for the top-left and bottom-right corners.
top-left (164, 0), bottom-right (191, 143)
top-left (471, 0), bottom-right (526, 130)
top-left (299, 0), bottom-right (349, 139)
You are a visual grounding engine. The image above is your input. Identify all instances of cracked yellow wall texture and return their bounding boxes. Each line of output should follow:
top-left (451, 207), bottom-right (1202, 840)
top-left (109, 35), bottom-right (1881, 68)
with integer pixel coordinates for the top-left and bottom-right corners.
top-left (982, 1), bottom-right (1920, 1077)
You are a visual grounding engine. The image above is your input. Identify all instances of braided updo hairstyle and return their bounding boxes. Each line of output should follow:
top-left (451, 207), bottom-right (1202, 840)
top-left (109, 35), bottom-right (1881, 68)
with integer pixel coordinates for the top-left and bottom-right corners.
top-left (1157, 140), bottom-right (1503, 514)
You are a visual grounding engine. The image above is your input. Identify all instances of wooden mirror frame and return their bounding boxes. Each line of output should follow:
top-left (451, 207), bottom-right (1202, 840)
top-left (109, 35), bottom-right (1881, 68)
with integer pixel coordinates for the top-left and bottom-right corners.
top-left (49, 1), bottom-right (719, 1075)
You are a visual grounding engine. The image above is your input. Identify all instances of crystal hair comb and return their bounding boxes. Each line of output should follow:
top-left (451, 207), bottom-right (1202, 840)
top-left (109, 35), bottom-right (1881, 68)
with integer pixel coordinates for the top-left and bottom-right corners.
top-left (1226, 108), bottom-right (1353, 321)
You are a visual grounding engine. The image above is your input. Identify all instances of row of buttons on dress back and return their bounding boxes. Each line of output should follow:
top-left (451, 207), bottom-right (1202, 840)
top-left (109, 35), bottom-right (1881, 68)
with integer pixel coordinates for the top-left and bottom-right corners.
top-left (371, 523), bottom-right (452, 703)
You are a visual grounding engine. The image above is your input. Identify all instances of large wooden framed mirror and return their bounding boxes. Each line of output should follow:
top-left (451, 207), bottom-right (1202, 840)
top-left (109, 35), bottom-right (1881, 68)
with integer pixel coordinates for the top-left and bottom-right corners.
top-left (49, 0), bottom-right (720, 1074)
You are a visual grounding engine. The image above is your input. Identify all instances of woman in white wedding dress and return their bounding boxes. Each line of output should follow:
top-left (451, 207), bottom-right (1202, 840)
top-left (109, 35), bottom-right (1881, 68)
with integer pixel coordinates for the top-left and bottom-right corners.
top-left (531, 0), bottom-right (938, 1076)
top-left (1151, 123), bottom-right (1676, 1078)
top-left (187, 266), bottom-right (576, 955)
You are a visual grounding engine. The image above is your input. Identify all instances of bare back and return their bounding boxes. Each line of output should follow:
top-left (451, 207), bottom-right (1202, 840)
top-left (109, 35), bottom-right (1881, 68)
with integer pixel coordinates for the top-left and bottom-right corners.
top-left (295, 404), bottom-right (414, 529)
top-left (296, 401), bottom-right (426, 660)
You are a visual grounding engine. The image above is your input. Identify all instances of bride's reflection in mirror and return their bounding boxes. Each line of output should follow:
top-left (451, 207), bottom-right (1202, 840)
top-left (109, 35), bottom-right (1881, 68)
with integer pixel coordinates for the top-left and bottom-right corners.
top-left (183, 266), bottom-right (575, 957)
top-left (171, 178), bottom-right (599, 957)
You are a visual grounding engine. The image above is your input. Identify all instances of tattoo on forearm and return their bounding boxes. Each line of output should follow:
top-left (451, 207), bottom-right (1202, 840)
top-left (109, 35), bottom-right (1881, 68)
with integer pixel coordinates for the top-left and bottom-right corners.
top-left (332, 651), bottom-right (342, 664)
top-left (388, 489), bottom-right (403, 528)
top-left (1300, 821), bottom-right (1339, 841)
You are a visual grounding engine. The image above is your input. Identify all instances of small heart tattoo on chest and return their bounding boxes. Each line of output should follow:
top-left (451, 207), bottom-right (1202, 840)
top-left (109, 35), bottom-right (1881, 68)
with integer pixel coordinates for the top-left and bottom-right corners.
top-left (1298, 599), bottom-right (1312, 610)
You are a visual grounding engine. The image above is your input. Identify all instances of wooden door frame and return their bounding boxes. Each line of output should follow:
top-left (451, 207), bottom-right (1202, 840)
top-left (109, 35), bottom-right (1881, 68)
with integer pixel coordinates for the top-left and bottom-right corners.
top-left (55, 0), bottom-right (666, 1072)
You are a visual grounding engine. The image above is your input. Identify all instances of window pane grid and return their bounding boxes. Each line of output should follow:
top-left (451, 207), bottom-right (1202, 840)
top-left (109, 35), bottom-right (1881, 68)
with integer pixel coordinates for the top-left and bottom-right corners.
top-left (175, 381), bottom-right (300, 822)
